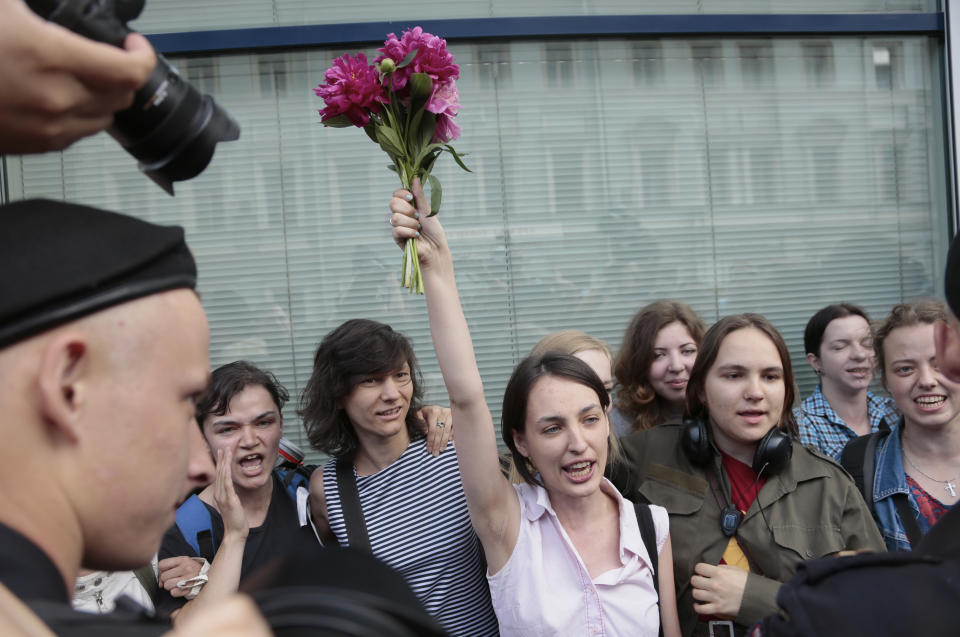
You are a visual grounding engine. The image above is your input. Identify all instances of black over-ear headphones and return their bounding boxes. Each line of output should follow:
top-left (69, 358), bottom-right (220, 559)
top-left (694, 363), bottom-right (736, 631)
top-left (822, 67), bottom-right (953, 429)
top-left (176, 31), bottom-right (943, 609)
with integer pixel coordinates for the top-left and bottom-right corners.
top-left (680, 417), bottom-right (793, 475)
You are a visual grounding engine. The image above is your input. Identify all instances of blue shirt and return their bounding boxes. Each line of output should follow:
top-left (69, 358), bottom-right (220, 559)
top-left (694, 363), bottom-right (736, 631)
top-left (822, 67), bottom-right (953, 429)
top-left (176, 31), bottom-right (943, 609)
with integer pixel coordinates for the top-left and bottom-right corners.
top-left (795, 386), bottom-right (900, 460)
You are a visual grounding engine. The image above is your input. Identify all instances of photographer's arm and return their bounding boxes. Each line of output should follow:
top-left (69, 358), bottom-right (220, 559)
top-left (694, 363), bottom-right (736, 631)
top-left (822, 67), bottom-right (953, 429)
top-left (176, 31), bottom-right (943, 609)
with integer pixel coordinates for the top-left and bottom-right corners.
top-left (0, 0), bottom-right (155, 154)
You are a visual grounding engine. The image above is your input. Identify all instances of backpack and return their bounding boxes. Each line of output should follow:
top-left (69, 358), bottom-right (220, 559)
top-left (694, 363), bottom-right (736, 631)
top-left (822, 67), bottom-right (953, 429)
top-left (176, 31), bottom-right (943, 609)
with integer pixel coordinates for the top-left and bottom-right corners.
top-left (839, 430), bottom-right (922, 547)
top-left (752, 549), bottom-right (960, 637)
top-left (633, 501), bottom-right (663, 637)
top-left (175, 465), bottom-right (315, 561)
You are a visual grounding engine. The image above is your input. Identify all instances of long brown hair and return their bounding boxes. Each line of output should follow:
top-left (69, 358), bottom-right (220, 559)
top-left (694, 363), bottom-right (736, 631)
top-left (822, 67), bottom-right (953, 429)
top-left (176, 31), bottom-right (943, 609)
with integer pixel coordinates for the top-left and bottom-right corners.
top-left (685, 313), bottom-right (798, 437)
top-left (614, 300), bottom-right (705, 432)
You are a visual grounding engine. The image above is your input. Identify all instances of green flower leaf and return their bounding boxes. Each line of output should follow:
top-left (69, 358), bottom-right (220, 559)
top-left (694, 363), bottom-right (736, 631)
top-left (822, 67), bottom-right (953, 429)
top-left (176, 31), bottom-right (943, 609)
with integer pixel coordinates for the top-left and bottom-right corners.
top-left (322, 114), bottom-right (355, 128)
top-left (443, 144), bottom-right (472, 173)
top-left (426, 173), bottom-right (442, 215)
top-left (418, 115), bottom-right (437, 152)
top-left (414, 142), bottom-right (444, 170)
top-left (376, 126), bottom-right (404, 157)
top-left (397, 48), bottom-right (419, 69)
top-left (364, 124), bottom-right (378, 144)
top-left (408, 73), bottom-right (433, 115)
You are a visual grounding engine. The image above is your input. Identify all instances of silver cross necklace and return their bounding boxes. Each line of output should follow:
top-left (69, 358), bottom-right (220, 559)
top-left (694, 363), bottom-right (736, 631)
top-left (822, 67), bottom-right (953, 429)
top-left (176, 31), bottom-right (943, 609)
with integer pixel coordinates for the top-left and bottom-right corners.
top-left (903, 451), bottom-right (960, 498)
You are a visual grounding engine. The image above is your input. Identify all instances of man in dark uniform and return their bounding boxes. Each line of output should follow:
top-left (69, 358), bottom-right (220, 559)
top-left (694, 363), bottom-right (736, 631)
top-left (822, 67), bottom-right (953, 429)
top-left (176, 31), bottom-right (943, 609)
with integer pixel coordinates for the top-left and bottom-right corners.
top-left (0, 199), bottom-right (270, 636)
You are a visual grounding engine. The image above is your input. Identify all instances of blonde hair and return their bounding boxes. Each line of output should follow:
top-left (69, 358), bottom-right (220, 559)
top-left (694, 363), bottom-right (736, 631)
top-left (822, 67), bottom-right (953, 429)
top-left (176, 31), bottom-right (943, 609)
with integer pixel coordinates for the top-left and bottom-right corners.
top-left (503, 330), bottom-right (623, 484)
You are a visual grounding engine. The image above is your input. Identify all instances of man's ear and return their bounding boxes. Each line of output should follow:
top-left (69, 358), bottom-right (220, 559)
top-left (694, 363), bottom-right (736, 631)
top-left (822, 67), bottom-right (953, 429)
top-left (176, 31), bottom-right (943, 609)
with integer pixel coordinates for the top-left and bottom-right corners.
top-left (36, 332), bottom-right (88, 443)
top-left (935, 318), bottom-right (960, 383)
top-left (806, 352), bottom-right (821, 373)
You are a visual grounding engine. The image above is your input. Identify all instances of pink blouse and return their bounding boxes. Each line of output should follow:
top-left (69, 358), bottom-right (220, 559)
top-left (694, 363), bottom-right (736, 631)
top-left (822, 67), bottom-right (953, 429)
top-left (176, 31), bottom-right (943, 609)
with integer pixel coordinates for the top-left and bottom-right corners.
top-left (488, 478), bottom-right (668, 637)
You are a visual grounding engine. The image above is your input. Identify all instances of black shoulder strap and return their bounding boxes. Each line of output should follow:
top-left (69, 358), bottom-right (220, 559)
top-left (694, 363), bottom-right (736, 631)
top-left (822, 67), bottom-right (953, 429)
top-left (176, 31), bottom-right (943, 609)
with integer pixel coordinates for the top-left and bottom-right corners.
top-left (132, 564), bottom-right (159, 606)
top-left (893, 492), bottom-right (924, 548)
top-left (840, 431), bottom-right (883, 517)
top-left (335, 457), bottom-right (372, 553)
top-left (634, 502), bottom-right (663, 637)
top-left (840, 431), bottom-right (924, 548)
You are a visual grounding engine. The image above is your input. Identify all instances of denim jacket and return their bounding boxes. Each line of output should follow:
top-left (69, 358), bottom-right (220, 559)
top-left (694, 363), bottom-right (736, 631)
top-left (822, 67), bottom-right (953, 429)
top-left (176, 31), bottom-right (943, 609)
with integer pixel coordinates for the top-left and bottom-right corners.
top-left (871, 421), bottom-right (931, 552)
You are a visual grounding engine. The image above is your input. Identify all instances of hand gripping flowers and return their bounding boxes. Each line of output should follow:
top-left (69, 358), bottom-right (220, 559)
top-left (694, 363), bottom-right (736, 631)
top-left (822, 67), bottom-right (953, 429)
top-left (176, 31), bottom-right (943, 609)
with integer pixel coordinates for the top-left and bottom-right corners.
top-left (315, 27), bottom-right (470, 293)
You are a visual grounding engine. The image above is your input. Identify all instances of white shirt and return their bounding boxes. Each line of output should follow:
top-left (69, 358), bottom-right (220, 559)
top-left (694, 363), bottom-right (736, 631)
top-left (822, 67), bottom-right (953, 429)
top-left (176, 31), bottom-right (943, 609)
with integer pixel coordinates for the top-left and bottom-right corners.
top-left (72, 556), bottom-right (156, 614)
top-left (488, 478), bottom-right (668, 637)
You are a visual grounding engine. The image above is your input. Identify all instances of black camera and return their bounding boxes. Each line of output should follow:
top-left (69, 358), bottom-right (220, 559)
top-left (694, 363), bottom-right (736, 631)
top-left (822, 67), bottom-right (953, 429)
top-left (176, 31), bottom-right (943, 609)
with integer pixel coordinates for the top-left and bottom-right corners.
top-left (27, 0), bottom-right (240, 195)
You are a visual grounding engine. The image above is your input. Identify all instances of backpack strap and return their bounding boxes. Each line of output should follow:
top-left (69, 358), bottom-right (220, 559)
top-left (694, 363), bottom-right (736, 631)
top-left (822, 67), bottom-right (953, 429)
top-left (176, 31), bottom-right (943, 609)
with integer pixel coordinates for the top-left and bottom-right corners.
top-left (841, 431), bottom-right (924, 548)
top-left (893, 492), bottom-right (924, 548)
top-left (634, 501), bottom-right (663, 637)
top-left (335, 457), bottom-right (372, 553)
top-left (174, 494), bottom-right (216, 562)
top-left (132, 564), bottom-right (159, 606)
top-left (840, 431), bottom-right (883, 518)
top-left (275, 464), bottom-right (317, 502)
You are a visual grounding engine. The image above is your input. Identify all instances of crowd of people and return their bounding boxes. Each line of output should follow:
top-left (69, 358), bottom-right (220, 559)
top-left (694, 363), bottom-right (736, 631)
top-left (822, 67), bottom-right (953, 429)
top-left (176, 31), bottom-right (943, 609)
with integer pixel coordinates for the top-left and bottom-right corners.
top-left (1, 3), bottom-right (960, 634)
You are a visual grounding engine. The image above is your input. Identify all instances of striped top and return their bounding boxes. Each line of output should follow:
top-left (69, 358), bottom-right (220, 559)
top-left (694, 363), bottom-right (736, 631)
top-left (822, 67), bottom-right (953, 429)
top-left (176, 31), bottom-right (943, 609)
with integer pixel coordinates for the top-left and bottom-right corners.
top-left (323, 438), bottom-right (499, 637)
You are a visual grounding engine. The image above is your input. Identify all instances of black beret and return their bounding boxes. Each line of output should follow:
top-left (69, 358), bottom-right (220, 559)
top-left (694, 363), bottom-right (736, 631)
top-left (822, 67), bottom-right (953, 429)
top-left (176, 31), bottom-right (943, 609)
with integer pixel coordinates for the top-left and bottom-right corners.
top-left (0, 199), bottom-right (196, 348)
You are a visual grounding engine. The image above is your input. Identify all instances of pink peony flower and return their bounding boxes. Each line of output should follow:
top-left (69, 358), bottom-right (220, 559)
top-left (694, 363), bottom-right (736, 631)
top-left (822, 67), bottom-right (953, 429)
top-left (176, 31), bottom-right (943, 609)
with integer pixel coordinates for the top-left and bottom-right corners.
top-left (427, 80), bottom-right (461, 142)
top-left (375, 27), bottom-right (459, 94)
top-left (314, 53), bottom-right (385, 127)
top-left (432, 112), bottom-right (461, 143)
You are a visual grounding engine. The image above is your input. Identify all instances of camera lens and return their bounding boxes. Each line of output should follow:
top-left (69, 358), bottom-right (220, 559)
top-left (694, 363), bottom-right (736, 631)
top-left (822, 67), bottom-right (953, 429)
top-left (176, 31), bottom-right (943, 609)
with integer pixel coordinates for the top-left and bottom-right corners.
top-left (109, 56), bottom-right (240, 195)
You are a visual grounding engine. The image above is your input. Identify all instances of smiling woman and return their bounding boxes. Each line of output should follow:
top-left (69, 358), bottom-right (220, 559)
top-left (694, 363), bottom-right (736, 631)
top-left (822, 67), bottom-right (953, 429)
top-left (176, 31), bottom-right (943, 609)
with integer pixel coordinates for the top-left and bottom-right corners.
top-left (841, 300), bottom-right (960, 552)
top-left (300, 318), bottom-right (500, 636)
top-left (795, 304), bottom-right (900, 460)
top-left (615, 314), bottom-right (885, 636)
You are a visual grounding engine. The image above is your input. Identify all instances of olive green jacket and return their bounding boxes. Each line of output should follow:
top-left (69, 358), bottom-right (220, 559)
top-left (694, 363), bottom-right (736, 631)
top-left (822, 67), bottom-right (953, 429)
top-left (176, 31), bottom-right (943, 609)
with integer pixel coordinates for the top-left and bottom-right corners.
top-left (613, 422), bottom-right (885, 637)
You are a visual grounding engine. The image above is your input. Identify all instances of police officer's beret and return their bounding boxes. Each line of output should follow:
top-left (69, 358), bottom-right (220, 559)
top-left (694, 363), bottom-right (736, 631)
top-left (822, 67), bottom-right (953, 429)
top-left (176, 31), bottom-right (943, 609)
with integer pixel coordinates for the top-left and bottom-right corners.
top-left (0, 198), bottom-right (196, 348)
top-left (948, 233), bottom-right (960, 318)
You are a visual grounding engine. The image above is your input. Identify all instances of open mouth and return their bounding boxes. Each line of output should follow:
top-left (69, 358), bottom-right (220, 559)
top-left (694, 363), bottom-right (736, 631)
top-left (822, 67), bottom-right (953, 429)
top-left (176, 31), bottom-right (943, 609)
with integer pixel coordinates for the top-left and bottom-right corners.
top-left (738, 410), bottom-right (767, 424)
top-left (376, 406), bottom-right (403, 419)
top-left (563, 460), bottom-right (595, 482)
top-left (238, 453), bottom-right (264, 475)
top-left (915, 395), bottom-right (947, 410)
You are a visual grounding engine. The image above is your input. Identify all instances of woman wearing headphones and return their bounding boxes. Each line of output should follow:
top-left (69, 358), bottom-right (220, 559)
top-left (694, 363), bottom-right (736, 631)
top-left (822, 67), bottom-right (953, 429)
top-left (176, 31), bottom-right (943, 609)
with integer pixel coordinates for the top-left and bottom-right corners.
top-left (615, 314), bottom-right (884, 637)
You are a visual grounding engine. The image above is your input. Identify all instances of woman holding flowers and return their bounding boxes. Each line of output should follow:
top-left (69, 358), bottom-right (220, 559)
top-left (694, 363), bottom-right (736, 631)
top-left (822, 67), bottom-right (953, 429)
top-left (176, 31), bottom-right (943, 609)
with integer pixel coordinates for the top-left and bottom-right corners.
top-left (390, 181), bottom-right (682, 637)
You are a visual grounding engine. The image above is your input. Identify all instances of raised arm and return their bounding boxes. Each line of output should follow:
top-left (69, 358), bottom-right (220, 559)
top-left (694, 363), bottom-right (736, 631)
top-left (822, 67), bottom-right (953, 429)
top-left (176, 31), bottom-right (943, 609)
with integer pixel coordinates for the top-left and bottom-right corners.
top-left (171, 448), bottom-right (248, 625)
top-left (389, 180), bottom-right (520, 571)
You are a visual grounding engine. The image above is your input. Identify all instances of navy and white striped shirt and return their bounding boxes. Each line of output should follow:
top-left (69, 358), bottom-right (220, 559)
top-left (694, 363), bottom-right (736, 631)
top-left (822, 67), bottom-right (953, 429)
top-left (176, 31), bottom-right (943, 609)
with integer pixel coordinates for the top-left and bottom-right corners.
top-left (323, 438), bottom-right (499, 636)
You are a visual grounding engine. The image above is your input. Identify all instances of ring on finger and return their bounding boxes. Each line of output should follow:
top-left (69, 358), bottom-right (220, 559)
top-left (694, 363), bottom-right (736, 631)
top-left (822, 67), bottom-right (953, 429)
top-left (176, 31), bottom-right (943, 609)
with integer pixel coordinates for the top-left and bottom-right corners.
top-left (436, 421), bottom-right (445, 429)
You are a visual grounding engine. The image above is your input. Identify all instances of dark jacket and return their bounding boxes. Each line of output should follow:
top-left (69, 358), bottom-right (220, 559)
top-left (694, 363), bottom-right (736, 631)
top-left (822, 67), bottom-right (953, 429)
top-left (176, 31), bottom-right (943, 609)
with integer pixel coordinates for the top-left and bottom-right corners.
top-left (614, 422), bottom-right (885, 637)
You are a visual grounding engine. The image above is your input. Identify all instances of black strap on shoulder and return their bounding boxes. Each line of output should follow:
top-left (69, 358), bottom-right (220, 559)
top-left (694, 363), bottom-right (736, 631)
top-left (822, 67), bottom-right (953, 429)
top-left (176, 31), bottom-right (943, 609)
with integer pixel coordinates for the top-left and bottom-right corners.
top-left (132, 564), bottom-right (159, 606)
top-left (335, 457), bottom-right (372, 553)
top-left (840, 431), bottom-right (883, 517)
top-left (893, 492), bottom-right (924, 548)
top-left (197, 529), bottom-right (215, 563)
top-left (840, 430), bottom-right (924, 548)
top-left (634, 502), bottom-right (663, 637)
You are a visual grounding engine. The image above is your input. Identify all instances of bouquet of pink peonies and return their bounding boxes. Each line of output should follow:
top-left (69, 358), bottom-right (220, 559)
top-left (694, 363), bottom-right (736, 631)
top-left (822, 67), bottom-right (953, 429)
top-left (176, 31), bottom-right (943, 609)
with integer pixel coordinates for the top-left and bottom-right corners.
top-left (314, 27), bottom-right (469, 293)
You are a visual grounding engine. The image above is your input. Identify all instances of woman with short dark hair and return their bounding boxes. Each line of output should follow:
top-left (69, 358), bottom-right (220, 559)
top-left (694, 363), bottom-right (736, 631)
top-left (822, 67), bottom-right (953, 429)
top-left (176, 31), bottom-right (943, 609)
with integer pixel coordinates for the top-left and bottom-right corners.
top-left (795, 303), bottom-right (899, 459)
top-left (301, 318), bottom-right (499, 636)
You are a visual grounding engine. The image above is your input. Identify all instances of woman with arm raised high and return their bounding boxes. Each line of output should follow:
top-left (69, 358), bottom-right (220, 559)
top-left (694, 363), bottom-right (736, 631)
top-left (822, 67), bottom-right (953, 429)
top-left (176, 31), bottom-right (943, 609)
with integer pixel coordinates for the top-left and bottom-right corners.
top-left (389, 180), bottom-right (681, 637)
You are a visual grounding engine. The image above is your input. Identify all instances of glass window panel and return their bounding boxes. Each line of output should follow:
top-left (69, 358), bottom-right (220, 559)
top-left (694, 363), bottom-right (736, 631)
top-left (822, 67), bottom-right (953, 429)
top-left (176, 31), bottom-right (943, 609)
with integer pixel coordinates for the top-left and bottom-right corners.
top-left (7, 34), bottom-right (948, 463)
top-left (133, 1), bottom-right (939, 32)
